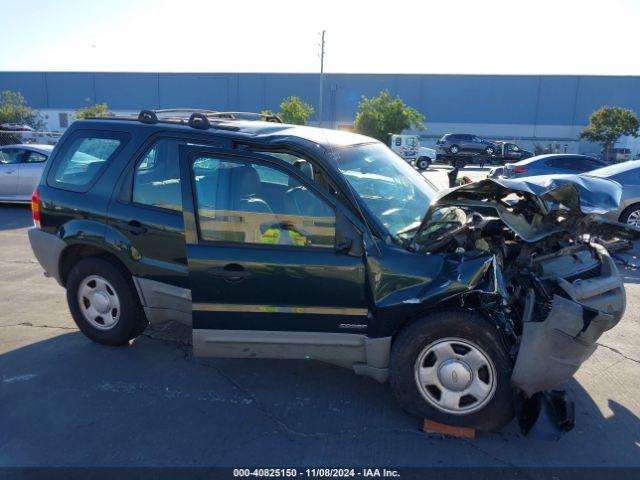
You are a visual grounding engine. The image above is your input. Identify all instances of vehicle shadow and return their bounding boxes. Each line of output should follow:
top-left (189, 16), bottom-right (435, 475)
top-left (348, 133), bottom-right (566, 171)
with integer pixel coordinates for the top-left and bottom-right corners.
top-left (0, 204), bottom-right (32, 231)
top-left (0, 328), bottom-right (638, 467)
top-left (614, 242), bottom-right (639, 284)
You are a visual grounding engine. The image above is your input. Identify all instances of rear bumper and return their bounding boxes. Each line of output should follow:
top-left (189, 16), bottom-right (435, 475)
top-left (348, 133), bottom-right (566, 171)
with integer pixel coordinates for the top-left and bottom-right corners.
top-left (512, 244), bottom-right (625, 396)
top-left (28, 228), bottom-right (66, 286)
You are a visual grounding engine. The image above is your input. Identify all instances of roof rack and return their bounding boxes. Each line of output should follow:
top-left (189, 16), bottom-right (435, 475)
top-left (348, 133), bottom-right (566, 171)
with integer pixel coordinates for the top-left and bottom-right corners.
top-left (135, 108), bottom-right (282, 126)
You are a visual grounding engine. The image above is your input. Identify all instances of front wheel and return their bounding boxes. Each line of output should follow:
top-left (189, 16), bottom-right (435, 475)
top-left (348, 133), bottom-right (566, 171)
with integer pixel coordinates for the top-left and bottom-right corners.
top-left (449, 145), bottom-right (460, 154)
top-left (620, 203), bottom-right (640, 228)
top-left (66, 257), bottom-right (148, 346)
top-left (390, 310), bottom-right (514, 431)
top-left (417, 157), bottom-right (431, 170)
top-left (485, 146), bottom-right (495, 155)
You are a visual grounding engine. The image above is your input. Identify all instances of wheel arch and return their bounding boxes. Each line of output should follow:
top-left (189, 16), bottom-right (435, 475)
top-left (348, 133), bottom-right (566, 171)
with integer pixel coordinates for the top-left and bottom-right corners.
top-left (389, 299), bottom-right (469, 347)
top-left (59, 243), bottom-right (132, 288)
top-left (619, 201), bottom-right (640, 223)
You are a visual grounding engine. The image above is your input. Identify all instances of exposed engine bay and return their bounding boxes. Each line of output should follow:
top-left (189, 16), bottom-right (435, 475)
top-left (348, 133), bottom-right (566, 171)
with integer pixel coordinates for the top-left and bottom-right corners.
top-left (403, 176), bottom-right (638, 431)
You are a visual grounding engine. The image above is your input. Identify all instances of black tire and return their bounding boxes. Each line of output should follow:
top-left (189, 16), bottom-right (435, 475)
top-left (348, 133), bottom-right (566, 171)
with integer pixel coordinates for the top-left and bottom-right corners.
top-left (449, 145), bottom-right (460, 154)
top-left (66, 257), bottom-right (148, 346)
top-left (485, 146), bottom-right (495, 155)
top-left (417, 157), bottom-right (431, 170)
top-left (389, 309), bottom-right (514, 431)
top-left (619, 203), bottom-right (640, 227)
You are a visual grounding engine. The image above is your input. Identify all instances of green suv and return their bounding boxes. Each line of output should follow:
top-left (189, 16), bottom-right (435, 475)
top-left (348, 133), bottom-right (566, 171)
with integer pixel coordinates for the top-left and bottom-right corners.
top-left (28, 109), bottom-right (632, 432)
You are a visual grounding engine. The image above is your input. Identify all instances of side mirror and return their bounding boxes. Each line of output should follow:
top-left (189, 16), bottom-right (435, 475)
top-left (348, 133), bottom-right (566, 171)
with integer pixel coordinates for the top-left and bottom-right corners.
top-left (335, 210), bottom-right (364, 257)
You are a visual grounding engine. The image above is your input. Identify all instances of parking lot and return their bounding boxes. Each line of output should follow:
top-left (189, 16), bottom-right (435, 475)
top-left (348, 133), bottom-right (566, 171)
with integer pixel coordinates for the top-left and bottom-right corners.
top-left (1, 165), bottom-right (639, 468)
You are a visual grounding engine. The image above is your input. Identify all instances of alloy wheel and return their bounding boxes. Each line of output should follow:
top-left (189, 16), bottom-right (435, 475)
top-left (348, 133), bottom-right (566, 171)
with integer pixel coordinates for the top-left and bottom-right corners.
top-left (626, 209), bottom-right (640, 228)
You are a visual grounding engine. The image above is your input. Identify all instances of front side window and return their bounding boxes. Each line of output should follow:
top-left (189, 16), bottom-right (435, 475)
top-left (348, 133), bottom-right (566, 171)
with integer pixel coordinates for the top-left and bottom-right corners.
top-left (333, 143), bottom-right (438, 239)
top-left (0, 149), bottom-right (26, 164)
top-left (132, 139), bottom-right (182, 212)
top-left (192, 156), bottom-right (335, 248)
top-left (50, 132), bottom-right (126, 189)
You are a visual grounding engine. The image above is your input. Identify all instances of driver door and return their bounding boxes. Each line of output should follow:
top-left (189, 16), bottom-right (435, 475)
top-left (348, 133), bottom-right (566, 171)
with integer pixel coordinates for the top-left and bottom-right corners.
top-left (179, 145), bottom-right (370, 360)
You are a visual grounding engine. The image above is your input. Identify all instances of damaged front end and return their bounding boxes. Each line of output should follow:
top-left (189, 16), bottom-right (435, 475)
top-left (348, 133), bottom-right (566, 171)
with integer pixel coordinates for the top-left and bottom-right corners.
top-left (405, 176), bottom-right (637, 437)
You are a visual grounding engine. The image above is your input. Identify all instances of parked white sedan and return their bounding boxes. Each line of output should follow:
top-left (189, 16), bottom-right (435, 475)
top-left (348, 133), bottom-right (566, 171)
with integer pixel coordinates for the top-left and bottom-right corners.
top-left (0, 144), bottom-right (53, 202)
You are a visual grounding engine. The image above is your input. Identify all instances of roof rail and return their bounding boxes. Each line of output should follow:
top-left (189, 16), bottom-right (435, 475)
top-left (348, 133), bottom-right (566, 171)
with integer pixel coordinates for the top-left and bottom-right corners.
top-left (207, 111), bottom-right (282, 123)
top-left (153, 108), bottom-right (220, 116)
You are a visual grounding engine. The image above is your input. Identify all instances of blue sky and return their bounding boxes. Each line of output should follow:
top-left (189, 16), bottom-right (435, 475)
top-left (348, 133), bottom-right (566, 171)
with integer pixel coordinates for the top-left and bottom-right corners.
top-left (2, 0), bottom-right (639, 74)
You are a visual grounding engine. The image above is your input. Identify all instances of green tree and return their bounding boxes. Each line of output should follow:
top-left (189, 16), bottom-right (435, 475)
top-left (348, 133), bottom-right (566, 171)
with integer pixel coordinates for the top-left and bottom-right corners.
top-left (279, 96), bottom-right (314, 125)
top-left (0, 90), bottom-right (40, 127)
top-left (262, 96), bottom-right (314, 125)
top-left (76, 102), bottom-right (111, 119)
top-left (353, 90), bottom-right (425, 143)
top-left (580, 106), bottom-right (639, 151)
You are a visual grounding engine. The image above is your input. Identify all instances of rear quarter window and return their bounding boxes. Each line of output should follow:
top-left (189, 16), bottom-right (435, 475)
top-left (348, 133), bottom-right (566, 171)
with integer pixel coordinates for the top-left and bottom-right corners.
top-left (48, 130), bottom-right (129, 191)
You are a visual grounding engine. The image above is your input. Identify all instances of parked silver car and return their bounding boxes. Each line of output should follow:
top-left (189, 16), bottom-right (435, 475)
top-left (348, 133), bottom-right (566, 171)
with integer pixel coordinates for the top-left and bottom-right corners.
top-left (587, 160), bottom-right (640, 226)
top-left (0, 144), bottom-right (53, 202)
top-left (502, 154), bottom-right (607, 179)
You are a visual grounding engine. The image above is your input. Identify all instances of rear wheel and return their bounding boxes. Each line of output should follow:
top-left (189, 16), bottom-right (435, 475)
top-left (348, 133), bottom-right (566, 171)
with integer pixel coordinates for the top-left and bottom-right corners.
top-left (66, 257), bottom-right (148, 345)
top-left (620, 203), bottom-right (640, 228)
top-left (390, 310), bottom-right (514, 431)
top-left (417, 157), bottom-right (431, 170)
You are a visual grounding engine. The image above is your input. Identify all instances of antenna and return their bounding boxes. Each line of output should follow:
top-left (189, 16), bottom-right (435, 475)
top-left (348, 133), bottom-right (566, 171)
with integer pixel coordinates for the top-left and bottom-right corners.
top-left (318, 30), bottom-right (326, 128)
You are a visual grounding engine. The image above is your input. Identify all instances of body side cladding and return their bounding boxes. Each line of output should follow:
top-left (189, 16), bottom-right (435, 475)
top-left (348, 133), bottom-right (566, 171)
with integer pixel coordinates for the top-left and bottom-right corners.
top-left (133, 276), bottom-right (192, 325)
top-left (193, 329), bottom-right (391, 383)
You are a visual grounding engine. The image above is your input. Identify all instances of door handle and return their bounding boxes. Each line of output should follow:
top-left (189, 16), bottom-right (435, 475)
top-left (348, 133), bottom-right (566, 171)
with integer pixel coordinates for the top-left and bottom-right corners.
top-left (207, 263), bottom-right (251, 283)
top-left (125, 220), bottom-right (147, 235)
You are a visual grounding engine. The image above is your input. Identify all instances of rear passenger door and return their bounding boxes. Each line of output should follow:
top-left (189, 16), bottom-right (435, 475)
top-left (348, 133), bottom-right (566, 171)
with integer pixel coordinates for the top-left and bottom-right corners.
top-left (461, 135), bottom-right (475, 152)
top-left (107, 138), bottom-right (191, 321)
top-left (179, 146), bottom-right (369, 358)
top-left (17, 149), bottom-right (48, 197)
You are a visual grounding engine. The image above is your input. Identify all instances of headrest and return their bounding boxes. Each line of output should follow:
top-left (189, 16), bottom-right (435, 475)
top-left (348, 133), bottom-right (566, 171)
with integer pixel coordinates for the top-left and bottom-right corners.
top-left (230, 165), bottom-right (261, 197)
top-left (289, 159), bottom-right (313, 187)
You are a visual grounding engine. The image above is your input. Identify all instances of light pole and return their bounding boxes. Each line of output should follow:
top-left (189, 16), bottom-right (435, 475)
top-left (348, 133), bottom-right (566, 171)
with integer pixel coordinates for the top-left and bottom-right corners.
top-left (318, 30), bottom-right (325, 127)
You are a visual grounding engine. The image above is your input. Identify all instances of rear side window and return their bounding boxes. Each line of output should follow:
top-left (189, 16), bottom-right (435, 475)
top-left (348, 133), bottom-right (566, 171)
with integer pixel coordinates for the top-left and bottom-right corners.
top-left (25, 151), bottom-right (48, 163)
top-left (545, 157), bottom-right (575, 170)
top-left (546, 157), bottom-right (600, 171)
top-left (49, 131), bottom-right (128, 191)
top-left (132, 139), bottom-right (182, 212)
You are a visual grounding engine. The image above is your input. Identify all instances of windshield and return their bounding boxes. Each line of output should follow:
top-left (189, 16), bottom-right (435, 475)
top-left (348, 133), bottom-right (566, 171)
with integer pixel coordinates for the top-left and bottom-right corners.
top-left (333, 143), bottom-right (438, 239)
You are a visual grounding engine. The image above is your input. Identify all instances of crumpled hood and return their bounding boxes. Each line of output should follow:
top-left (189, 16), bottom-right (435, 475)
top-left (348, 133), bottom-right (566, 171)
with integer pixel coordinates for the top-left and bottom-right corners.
top-left (416, 174), bottom-right (638, 243)
top-left (438, 174), bottom-right (622, 214)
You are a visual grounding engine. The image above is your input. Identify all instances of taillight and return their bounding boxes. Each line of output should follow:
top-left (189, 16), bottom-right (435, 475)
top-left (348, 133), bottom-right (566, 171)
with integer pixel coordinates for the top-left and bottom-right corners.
top-left (31, 189), bottom-right (41, 228)
top-left (512, 166), bottom-right (529, 174)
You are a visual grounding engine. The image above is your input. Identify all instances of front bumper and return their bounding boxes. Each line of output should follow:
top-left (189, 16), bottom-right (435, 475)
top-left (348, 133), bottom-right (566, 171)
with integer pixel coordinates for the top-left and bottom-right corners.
top-left (511, 244), bottom-right (625, 396)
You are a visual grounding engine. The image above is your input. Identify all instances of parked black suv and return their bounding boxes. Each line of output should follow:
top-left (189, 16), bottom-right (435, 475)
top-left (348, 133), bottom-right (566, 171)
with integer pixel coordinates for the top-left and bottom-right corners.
top-left (436, 134), bottom-right (497, 156)
top-left (28, 109), bottom-right (630, 432)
